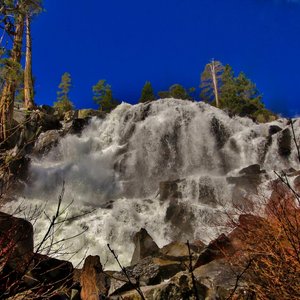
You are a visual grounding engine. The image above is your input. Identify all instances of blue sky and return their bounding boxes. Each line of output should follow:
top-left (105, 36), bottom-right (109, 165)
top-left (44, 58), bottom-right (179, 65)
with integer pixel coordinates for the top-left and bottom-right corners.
top-left (31, 0), bottom-right (300, 116)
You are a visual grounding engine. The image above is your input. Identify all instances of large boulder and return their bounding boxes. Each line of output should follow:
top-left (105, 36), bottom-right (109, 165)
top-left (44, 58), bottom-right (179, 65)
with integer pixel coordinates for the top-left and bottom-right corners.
top-left (131, 228), bottom-right (160, 266)
top-left (30, 254), bottom-right (73, 289)
top-left (159, 241), bottom-right (205, 262)
top-left (0, 212), bottom-right (33, 273)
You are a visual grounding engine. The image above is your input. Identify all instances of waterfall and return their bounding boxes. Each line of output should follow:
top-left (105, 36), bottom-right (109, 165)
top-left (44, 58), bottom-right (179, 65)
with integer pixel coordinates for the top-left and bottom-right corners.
top-left (4, 99), bottom-right (300, 269)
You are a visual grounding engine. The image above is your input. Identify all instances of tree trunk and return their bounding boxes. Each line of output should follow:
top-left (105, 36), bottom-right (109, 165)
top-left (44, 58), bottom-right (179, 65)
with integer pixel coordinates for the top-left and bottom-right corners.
top-left (24, 14), bottom-right (34, 110)
top-left (210, 61), bottom-right (219, 108)
top-left (0, 6), bottom-right (25, 142)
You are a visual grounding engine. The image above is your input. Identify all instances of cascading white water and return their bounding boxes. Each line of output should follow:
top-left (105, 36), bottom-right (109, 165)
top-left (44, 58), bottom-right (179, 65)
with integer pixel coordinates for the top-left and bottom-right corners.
top-left (4, 99), bottom-right (300, 269)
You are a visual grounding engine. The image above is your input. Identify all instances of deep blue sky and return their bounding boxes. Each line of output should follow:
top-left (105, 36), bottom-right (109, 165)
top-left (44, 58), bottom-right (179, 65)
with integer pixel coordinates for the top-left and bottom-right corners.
top-left (31, 0), bottom-right (300, 116)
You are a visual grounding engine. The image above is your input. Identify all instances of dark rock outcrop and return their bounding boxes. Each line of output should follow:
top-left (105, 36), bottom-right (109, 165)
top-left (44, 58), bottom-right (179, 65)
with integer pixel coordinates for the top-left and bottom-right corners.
top-left (269, 125), bottom-right (282, 136)
top-left (30, 254), bottom-right (73, 288)
top-left (278, 128), bottom-right (292, 157)
top-left (131, 228), bottom-right (160, 266)
top-left (210, 116), bottom-right (230, 149)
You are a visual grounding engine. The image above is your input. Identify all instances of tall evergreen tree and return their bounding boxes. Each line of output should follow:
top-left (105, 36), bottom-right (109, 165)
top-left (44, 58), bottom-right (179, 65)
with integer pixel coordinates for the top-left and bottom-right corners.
top-left (0, 0), bottom-right (26, 141)
top-left (139, 81), bottom-right (155, 103)
top-left (93, 79), bottom-right (118, 112)
top-left (219, 66), bottom-right (265, 117)
top-left (200, 59), bottom-right (224, 107)
top-left (54, 72), bottom-right (74, 115)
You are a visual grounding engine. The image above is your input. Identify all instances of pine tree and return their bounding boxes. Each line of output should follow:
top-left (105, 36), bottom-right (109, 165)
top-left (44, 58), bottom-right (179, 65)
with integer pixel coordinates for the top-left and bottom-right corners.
top-left (169, 84), bottom-right (190, 100)
top-left (0, 0), bottom-right (26, 141)
top-left (200, 59), bottom-right (224, 107)
top-left (54, 72), bottom-right (74, 115)
top-left (139, 81), bottom-right (156, 103)
top-left (93, 79), bottom-right (118, 113)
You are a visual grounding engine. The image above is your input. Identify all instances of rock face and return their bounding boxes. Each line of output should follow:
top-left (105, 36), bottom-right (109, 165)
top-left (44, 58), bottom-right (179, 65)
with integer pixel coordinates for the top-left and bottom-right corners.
top-left (32, 130), bottom-right (61, 156)
top-left (80, 255), bottom-right (108, 300)
top-left (131, 228), bottom-right (160, 266)
top-left (278, 128), bottom-right (292, 157)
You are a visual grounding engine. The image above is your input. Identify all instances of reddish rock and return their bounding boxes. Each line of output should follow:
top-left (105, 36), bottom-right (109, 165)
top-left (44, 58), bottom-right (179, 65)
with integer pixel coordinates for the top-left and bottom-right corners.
top-left (80, 255), bottom-right (109, 300)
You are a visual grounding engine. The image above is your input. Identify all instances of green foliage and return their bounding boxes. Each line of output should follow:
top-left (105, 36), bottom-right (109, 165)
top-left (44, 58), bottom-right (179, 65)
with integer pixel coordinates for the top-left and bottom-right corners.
top-left (139, 81), bottom-right (156, 103)
top-left (54, 72), bottom-right (74, 115)
top-left (92, 79), bottom-right (119, 112)
top-left (158, 84), bottom-right (193, 100)
top-left (169, 84), bottom-right (190, 100)
top-left (0, 56), bottom-right (23, 89)
top-left (219, 67), bottom-right (265, 118)
top-left (157, 90), bottom-right (170, 99)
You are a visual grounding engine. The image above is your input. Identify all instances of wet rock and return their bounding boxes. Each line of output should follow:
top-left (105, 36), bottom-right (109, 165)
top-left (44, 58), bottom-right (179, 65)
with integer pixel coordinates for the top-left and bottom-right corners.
top-left (269, 125), bottom-right (282, 135)
top-left (131, 228), bottom-right (160, 266)
top-left (239, 164), bottom-right (262, 175)
top-left (159, 179), bottom-right (183, 201)
top-left (210, 116), bottom-right (230, 149)
top-left (0, 212), bottom-right (33, 273)
top-left (278, 128), bottom-right (292, 157)
top-left (33, 130), bottom-right (61, 156)
top-left (80, 255), bottom-right (109, 300)
top-left (198, 180), bottom-right (219, 206)
top-left (165, 200), bottom-right (195, 237)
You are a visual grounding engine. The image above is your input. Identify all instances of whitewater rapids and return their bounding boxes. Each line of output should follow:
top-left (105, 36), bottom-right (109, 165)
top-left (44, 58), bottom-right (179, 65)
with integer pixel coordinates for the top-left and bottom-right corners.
top-left (4, 99), bottom-right (300, 269)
